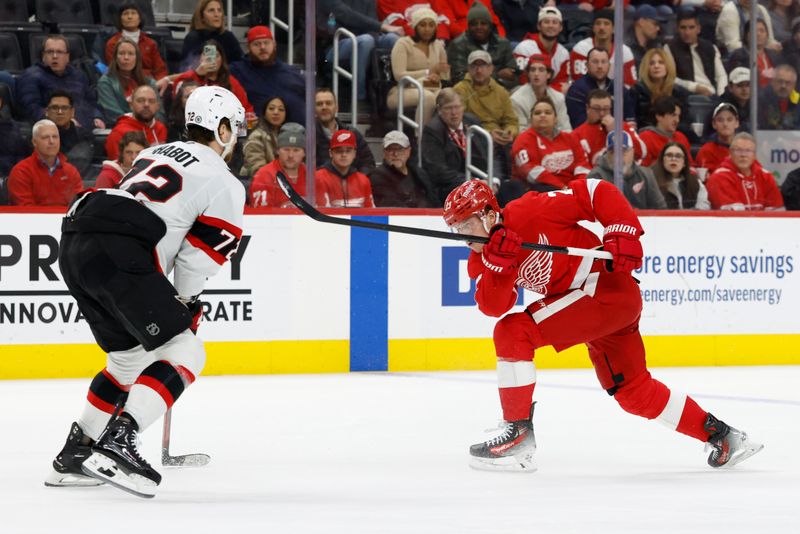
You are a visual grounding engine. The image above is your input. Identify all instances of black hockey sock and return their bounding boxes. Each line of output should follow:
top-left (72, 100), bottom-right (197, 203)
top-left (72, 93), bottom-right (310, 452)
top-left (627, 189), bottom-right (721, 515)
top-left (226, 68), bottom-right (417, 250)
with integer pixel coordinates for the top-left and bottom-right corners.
top-left (87, 369), bottom-right (130, 414)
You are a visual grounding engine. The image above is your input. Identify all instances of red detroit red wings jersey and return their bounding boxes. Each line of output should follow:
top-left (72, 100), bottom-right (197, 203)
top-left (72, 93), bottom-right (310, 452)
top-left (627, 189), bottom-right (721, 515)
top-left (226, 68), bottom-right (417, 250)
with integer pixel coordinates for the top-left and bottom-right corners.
top-left (467, 179), bottom-right (642, 317)
top-left (511, 128), bottom-right (590, 188)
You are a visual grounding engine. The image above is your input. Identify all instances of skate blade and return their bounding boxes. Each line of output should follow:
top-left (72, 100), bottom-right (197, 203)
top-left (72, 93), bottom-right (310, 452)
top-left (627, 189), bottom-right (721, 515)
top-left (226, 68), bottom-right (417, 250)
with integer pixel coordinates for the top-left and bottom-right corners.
top-left (81, 452), bottom-right (157, 499)
top-left (44, 469), bottom-right (105, 487)
top-left (722, 441), bottom-right (765, 469)
top-left (162, 452), bottom-right (211, 467)
top-left (469, 452), bottom-right (538, 473)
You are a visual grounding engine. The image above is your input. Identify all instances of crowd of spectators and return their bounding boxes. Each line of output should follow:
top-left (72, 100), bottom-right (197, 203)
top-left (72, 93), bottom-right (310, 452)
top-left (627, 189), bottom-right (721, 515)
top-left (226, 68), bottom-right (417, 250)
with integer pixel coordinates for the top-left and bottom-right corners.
top-left (1, 0), bottom-right (799, 212)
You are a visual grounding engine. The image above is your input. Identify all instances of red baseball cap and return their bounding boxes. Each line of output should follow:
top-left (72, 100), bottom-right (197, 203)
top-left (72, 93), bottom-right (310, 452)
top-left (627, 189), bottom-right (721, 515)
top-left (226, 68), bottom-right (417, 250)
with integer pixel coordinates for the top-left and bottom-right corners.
top-left (247, 25), bottom-right (273, 43)
top-left (330, 129), bottom-right (357, 149)
top-left (527, 53), bottom-right (552, 70)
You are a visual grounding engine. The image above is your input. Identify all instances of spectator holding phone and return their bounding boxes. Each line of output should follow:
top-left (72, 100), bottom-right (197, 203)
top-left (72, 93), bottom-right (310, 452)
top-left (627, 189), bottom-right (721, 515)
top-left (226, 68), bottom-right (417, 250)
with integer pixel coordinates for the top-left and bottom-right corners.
top-left (173, 40), bottom-right (254, 122)
top-left (181, 0), bottom-right (243, 71)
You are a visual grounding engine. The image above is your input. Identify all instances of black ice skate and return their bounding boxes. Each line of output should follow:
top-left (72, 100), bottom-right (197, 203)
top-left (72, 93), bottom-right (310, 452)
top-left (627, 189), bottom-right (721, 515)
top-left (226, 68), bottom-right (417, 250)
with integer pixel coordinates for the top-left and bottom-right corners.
top-left (704, 413), bottom-right (764, 468)
top-left (469, 403), bottom-right (537, 472)
top-left (44, 422), bottom-right (104, 487)
top-left (81, 416), bottom-right (162, 498)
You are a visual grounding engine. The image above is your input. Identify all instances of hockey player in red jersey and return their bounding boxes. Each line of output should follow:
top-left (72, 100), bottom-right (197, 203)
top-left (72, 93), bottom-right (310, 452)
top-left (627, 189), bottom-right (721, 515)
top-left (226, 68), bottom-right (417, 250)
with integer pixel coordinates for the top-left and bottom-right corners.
top-left (443, 179), bottom-right (763, 472)
top-left (45, 86), bottom-right (246, 498)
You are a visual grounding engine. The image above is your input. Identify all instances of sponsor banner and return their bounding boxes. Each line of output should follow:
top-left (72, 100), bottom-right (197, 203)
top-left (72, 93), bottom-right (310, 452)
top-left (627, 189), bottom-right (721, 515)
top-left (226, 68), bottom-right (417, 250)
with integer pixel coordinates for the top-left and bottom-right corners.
top-left (756, 130), bottom-right (800, 185)
top-left (388, 215), bottom-right (799, 337)
top-left (0, 214), bottom-right (350, 344)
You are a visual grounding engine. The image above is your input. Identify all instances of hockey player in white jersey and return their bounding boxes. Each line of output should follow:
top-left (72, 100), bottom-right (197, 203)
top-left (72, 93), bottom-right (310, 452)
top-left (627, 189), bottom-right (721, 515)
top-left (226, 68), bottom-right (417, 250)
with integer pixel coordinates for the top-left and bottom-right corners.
top-left (45, 86), bottom-right (246, 498)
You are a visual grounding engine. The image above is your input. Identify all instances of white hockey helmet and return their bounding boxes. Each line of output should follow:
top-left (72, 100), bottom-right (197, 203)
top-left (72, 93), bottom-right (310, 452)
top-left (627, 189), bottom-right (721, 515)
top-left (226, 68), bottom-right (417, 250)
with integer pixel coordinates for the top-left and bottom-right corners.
top-left (185, 85), bottom-right (246, 159)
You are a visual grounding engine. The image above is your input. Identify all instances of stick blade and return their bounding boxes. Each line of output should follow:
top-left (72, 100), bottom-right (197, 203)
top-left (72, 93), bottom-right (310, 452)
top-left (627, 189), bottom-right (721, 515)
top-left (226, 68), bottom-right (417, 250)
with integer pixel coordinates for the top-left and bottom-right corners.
top-left (162, 450), bottom-right (211, 467)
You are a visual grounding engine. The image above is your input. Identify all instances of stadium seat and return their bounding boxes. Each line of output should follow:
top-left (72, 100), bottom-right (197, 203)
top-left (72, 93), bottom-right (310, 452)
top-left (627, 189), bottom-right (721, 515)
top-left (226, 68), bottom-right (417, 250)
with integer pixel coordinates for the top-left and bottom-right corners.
top-left (0, 33), bottom-right (25, 74)
top-left (35, 0), bottom-right (94, 25)
top-left (0, 23), bottom-right (44, 67)
top-left (0, 0), bottom-right (30, 24)
top-left (0, 81), bottom-right (13, 120)
top-left (98, 0), bottom-right (156, 28)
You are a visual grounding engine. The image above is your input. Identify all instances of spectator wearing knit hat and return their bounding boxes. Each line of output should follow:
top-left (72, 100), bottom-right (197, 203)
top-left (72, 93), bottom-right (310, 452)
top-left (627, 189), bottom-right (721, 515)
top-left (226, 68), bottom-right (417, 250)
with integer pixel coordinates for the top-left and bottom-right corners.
top-left (376, 1), bottom-right (450, 39)
top-left (315, 129), bottom-right (375, 207)
top-left (510, 53), bottom-right (570, 132)
top-left (386, 8), bottom-right (450, 125)
top-left (368, 130), bottom-right (438, 207)
top-left (435, 0), bottom-right (506, 40)
top-left (231, 25), bottom-right (306, 124)
top-left (446, 1), bottom-right (517, 89)
top-left (512, 6), bottom-right (570, 93)
top-left (250, 123), bottom-right (312, 208)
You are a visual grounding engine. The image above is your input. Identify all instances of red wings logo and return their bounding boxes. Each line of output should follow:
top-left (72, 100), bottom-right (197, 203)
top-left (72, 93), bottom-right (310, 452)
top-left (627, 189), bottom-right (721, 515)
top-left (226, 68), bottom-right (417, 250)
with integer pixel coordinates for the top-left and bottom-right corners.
top-left (515, 233), bottom-right (553, 295)
top-left (336, 132), bottom-right (352, 143)
top-left (541, 150), bottom-right (575, 173)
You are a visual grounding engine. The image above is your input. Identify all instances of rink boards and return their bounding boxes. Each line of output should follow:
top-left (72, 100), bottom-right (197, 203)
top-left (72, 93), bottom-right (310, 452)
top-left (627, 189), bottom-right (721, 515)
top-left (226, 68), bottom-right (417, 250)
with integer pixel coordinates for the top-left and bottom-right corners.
top-left (0, 209), bottom-right (798, 378)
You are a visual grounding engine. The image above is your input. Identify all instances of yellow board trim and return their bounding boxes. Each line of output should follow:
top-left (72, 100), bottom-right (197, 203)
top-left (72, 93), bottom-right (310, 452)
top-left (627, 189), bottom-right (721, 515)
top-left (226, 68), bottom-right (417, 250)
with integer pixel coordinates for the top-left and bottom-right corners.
top-left (388, 334), bottom-right (800, 371)
top-left (2, 334), bottom-right (799, 379)
top-left (0, 340), bottom-right (350, 380)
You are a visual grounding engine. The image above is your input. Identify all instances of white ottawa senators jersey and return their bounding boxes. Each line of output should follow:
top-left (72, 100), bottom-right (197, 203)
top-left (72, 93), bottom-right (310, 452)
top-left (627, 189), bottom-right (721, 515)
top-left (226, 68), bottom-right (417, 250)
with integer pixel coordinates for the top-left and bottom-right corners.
top-left (117, 141), bottom-right (245, 297)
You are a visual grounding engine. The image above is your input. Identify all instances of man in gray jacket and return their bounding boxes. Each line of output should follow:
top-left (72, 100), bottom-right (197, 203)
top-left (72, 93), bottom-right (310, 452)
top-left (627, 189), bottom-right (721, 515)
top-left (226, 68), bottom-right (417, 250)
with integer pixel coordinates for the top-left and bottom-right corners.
top-left (587, 131), bottom-right (667, 209)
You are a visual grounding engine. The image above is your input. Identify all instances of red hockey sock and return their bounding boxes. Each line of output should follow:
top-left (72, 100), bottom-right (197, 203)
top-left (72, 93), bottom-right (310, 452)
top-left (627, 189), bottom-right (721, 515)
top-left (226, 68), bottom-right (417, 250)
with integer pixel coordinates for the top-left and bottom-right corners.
top-left (499, 383), bottom-right (536, 421)
top-left (675, 396), bottom-right (710, 442)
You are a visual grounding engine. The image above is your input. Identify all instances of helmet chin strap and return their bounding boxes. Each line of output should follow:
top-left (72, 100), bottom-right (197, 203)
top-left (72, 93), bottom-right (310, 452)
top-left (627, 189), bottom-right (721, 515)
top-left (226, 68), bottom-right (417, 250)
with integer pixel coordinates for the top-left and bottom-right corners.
top-left (480, 210), bottom-right (500, 233)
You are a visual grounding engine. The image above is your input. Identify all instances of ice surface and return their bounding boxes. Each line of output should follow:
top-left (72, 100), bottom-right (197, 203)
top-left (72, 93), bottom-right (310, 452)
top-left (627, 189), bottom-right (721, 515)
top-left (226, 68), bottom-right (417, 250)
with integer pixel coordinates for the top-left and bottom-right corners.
top-left (2, 366), bottom-right (798, 533)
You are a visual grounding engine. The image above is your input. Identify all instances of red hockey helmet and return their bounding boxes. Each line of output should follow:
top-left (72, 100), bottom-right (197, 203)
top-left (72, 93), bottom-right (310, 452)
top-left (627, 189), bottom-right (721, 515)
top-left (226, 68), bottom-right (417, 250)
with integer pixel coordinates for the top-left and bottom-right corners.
top-left (443, 180), bottom-right (501, 226)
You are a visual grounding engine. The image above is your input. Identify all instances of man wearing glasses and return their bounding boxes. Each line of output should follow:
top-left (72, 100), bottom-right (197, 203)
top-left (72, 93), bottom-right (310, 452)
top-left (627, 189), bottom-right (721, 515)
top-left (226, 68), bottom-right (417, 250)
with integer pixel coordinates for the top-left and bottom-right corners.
top-left (18, 35), bottom-right (105, 131)
top-left (44, 90), bottom-right (94, 177)
top-left (706, 132), bottom-right (784, 210)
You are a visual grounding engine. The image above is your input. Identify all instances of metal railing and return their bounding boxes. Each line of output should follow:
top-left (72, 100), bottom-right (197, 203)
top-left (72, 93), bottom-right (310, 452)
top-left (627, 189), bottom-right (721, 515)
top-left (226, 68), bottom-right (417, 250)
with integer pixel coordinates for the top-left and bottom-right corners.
top-left (269, 0), bottom-right (294, 65)
top-left (333, 28), bottom-right (358, 128)
top-left (396, 76), bottom-right (424, 167)
top-left (466, 125), bottom-right (494, 187)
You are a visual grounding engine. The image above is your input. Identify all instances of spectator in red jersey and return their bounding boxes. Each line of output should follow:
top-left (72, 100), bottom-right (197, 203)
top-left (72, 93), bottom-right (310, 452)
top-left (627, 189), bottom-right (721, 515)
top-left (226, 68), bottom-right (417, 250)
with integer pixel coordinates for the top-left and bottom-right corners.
top-left (508, 97), bottom-right (590, 200)
top-left (696, 102), bottom-right (739, 176)
top-left (706, 133), bottom-right (785, 210)
top-left (569, 10), bottom-right (637, 89)
top-left (315, 129), bottom-right (375, 207)
top-left (587, 130), bottom-right (666, 209)
top-left (105, 85), bottom-right (167, 161)
top-left (104, 3), bottom-right (168, 85)
top-left (250, 123), bottom-right (310, 208)
top-left (512, 7), bottom-right (570, 93)
top-left (8, 119), bottom-right (82, 206)
top-left (572, 89), bottom-right (643, 166)
top-left (368, 130), bottom-right (438, 207)
top-left (446, 1), bottom-right (517, 89)
top-left (98, 38), bottom-right (161, 125)
top-left (511, 53), bottom-right (570, 132)
top-left (172, 40), bottom-right (254, 121)
top-left (638, 96), bottom-right (693, 167)
top-left (95, 131), bottom-right (148, 189)
top-left (435, 0), bottom-right (506, 40)
top-left (650, 141), bottom-right (711, 210)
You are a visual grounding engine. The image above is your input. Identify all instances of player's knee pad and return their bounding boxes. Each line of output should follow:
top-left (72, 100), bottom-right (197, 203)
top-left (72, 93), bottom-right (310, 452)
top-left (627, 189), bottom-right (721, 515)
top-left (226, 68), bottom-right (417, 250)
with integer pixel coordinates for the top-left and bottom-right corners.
top-left (613, 371), bottom-right (670, 420)
top-left (106, 345), bottom-right (153, 386)
top-left (152, 329), bottom-right (206, 380)
top-left (493, 312), bottom-right (542, 361)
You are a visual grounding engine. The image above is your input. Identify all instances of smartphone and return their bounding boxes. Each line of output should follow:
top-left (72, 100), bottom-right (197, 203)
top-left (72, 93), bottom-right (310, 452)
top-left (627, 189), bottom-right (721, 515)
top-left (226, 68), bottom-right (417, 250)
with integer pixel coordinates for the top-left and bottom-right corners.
top-left (203, 44), bottom-right (218, 70)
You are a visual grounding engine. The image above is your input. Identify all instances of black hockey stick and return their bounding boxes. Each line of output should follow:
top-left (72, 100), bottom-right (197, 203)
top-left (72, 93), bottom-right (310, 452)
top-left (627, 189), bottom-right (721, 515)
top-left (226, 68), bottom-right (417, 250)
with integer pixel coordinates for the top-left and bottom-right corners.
top-left (162, 408), bottom-right (211, 467)
top-left (276, 173), bottom-right (612, 260)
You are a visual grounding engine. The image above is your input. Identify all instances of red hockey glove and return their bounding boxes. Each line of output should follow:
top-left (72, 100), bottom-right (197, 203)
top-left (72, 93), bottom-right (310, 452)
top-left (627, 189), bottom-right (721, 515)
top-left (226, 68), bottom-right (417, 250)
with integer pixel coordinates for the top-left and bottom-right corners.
top-left (482, 225), bottom-right (522, 274)
top-left (603, 225), bottom-right (643, 273)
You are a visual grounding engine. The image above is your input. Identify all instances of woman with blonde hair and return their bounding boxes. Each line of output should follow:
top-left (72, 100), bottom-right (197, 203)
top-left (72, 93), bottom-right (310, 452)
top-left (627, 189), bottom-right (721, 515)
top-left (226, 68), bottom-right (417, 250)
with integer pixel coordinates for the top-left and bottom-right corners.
top-left (181, 0), bottom-right (243, 70)
top-left (386, 8), bottom-right (450, 125)
top-left (632, 48), bottom-right (690, 129)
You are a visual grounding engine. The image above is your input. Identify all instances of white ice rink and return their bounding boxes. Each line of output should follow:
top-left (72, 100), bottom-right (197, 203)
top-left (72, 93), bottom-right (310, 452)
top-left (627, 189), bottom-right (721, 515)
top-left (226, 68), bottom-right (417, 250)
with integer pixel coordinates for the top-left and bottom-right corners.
top-left (2, 365), bottom-right (799, 534)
